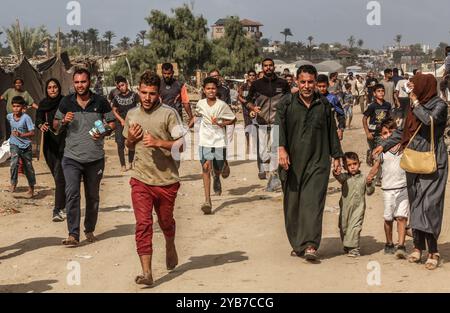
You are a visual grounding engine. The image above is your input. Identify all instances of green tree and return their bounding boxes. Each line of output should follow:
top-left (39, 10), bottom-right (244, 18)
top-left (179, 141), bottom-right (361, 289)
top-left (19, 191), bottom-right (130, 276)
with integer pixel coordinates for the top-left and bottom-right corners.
top-left (357, 39), bottom-right (364, 49)
top-left (4, 24), bottom-right (48, 58)
top-left (87, 28), bottom-right (99, 54)
top-left (118, 36), bottom-right (130, 51)
top-left (347, 35), bottom-right (355, 49)
top-left (137, 30), bottom-right (147, 46)
top-left (103, 31), bottom-right (115, 55)
top-left (280, 28), bottom-right (293, 45)
top-left (395, 34), bottom-right (402, 49)
top-left (307, 36), bottom-right (314, 60)
top-left (209, 16), bottom-right (260, 76)
top-left (80, 31), bottom-right (89, 54)
top-left (146, 4), bottom-right (212, 77)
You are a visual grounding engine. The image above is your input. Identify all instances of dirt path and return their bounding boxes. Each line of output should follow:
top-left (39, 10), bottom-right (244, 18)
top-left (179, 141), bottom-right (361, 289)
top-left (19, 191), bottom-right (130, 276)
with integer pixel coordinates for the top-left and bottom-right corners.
top-left (1, 109), bottom-right (450, 293)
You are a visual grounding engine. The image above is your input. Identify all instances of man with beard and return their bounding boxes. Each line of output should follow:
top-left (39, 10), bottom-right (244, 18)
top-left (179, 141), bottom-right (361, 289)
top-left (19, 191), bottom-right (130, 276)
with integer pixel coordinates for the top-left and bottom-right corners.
top-left (124, 72), bottom-right (185, 286)
top-left (160, 63), bottom-right (193, 125)
top-left (246, 58), bottom-right (290, 190)
top-left (276, 65), bottom-right (343, 261)
top-left (54, 68), bottom-right (116, 246)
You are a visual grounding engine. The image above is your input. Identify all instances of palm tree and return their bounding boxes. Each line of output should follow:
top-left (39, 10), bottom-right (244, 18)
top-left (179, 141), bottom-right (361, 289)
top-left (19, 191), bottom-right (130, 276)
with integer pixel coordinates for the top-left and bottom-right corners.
top-left (118, 36), bottom-right (130, 51)
top-left (347, 35), bottom-right (355, 49)
top-left (357, 39), bottom-right (364, 49)
top-left (70, 29), bottom-right (81, 45)
top-left (137, 30), bottom-right (146, 46)
top-left (5, 24), bottom-right (49, 58)
top-left (395, 34), bottom-right (402, 49)
top-left (280, 28), bottom-right (293, 45)
top-left (307, 35), bottom-right (314, 60)
top-left (80, 31), bottom-right (89, 54)
top-left (86, 28), bottom-right (99, 54)
top-left (103, 31), bottom-right (115, 55)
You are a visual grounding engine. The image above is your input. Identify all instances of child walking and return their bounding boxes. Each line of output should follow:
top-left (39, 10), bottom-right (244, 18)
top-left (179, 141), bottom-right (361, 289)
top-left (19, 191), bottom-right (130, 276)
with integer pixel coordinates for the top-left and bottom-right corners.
top-left (190, 77), bottom-right (236, 214)
top-left (367, 119), bottom-right (409, 259)
top-left (7, 96), bottom-right (36, 198)
top-left (333, 152), bottom-right (374, 257)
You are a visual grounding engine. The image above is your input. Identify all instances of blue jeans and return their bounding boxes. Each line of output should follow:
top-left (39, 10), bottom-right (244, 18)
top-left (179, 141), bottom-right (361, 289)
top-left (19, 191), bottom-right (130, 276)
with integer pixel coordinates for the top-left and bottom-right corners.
top-left (10, 144), bottom-right (36, 187)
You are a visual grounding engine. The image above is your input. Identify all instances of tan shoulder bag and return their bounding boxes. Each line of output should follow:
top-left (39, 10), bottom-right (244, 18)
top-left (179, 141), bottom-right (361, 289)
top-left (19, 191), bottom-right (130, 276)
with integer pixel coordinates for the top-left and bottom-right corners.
top-left (400, 116), bottom-right (437, 174)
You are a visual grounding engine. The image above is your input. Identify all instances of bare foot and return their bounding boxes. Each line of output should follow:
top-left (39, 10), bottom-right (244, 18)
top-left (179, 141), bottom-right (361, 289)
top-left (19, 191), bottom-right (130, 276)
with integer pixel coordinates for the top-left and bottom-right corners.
top-left (121, 166), bottom-right (127, 172)
top-left (9, 185), bottom-right (16, 193)
top-left (85, 232), bottom-right (98, 243)
top-left (26, 187), bottom-right (34, 199)
top-left (135, 273), bottom-right (153, 286)
top-left (166, 243), bottom-right (178, 270)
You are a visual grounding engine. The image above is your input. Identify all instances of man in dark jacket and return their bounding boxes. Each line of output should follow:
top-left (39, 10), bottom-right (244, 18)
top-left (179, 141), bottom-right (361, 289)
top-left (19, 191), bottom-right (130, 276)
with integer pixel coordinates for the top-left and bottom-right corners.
top-left (246, 58), bottom-right (290, 191)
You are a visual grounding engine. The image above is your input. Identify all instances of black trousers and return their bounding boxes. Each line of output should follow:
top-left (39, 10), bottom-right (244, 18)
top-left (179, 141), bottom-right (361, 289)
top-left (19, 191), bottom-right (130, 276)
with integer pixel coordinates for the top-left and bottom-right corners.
top-left (413, 229), bottom-right (438, 254)
top-left (115, 123), bottom-right (135, 167)
top-left (43, 142), bottom-right (66, 215)
top-left (62, 157), bottom-right (105, 241)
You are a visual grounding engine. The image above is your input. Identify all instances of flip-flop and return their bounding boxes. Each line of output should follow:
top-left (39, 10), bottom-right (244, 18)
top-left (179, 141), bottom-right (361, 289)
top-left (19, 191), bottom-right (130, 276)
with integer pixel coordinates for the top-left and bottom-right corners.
top-left (135, 274), bottom-right (154, 286)
top-left (304, 247), bottom-right (318, 261)
top-left (425, 253), bottom-right (441, 270)
top-left (408, 250), bottom-right (422, 263)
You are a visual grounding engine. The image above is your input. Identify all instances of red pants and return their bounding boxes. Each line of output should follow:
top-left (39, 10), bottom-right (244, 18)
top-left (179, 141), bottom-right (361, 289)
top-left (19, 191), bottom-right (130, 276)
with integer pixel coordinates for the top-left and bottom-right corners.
top-left (130, 178), bottom-right (180, 256)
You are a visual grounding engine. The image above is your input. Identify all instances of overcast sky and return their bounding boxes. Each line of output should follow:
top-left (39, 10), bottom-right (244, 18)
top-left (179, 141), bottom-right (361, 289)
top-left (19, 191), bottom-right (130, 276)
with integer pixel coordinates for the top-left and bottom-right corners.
top-left (1, 0), bottom-right (449, 50)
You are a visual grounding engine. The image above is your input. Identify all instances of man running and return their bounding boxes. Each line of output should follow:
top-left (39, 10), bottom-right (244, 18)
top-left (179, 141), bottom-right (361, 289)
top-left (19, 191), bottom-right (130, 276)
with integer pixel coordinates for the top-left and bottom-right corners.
top-left (246, 58), bottom-right (290, 191)
top-left (54, 68), bottom-right (116, 246)
top-left (124, 71), bottom-right (185, 286)
top-left (160, 63), bottom-right (193, 125)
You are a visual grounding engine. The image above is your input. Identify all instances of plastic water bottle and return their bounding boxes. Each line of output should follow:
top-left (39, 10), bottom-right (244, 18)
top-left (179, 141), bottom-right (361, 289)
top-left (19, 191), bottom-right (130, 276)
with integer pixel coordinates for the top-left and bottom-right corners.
top-left (94, 120), bottom-right (106, 134)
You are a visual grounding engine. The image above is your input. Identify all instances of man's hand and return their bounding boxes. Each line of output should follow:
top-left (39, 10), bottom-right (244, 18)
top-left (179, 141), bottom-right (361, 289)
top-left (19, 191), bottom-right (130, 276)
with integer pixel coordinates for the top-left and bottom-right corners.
top-left (11, 130), bottom-right (20, 137)
top-left (62, 112), bottom-right (75, 125)
top-left (278, 146), bottom-right (290, 171)
top-left (40, 122), bottom-right (49, 133)
top-left (333, 158), bottom-right (341, 174)
top-left (366, 174), bottom-right (374, 185)
top-left (372, 146), bottom-right (383, 159)
top-left (143, 131), bottom-right (160, 148)
top-left (127, 123), bottom-right (143, 144)
top-left (366, 132), bottom-right (374, 141)
top-left (91, 131), bottom-right (102, 141)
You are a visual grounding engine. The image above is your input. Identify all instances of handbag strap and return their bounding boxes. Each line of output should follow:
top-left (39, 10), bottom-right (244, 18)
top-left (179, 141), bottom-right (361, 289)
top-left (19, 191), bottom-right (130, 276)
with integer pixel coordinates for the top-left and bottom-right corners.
top-left (405, 116), bottom-right (434, 152)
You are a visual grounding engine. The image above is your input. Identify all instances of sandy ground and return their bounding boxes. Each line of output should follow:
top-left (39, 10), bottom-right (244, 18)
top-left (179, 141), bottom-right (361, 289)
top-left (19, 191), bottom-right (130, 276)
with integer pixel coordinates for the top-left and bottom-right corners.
top-left (1, 108), bottom-right (450, 293)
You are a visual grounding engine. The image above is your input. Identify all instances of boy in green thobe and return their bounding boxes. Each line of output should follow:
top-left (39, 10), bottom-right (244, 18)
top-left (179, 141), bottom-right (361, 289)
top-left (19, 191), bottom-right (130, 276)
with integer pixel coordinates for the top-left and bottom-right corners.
top-left (333, 152), bottom-right (375, 257)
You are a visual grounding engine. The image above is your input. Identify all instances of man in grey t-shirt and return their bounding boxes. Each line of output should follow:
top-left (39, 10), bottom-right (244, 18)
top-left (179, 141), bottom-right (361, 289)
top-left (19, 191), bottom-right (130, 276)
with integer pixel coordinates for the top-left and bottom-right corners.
top-left (54, 68), bottom-right (116, 246)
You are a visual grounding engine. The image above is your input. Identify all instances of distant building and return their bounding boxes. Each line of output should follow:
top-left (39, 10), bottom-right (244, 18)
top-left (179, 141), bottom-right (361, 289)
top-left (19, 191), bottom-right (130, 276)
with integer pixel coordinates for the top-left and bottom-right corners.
top-left (262, 41), bottom-right (282, 54)
top-left (211, 18), bottom-right (263, 41)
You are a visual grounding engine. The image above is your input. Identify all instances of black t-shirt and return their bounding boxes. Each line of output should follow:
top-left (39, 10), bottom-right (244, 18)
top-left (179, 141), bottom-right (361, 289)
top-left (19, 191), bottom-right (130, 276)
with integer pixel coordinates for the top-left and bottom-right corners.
top-left (112, 91), bottom-right (139, 119)
top-left (363, 101), bottom-right (392, 134)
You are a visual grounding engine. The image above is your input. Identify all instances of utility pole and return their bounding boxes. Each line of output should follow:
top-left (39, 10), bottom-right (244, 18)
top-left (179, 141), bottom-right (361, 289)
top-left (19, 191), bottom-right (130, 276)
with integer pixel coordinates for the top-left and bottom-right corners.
top-left (16, 18), bottom-right (23, 61)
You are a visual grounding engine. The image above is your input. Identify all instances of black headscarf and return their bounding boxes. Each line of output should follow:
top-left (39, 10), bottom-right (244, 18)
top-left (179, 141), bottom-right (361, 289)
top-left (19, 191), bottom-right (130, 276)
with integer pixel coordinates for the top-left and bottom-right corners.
top-left (39, 78), bottom-right (63, 111)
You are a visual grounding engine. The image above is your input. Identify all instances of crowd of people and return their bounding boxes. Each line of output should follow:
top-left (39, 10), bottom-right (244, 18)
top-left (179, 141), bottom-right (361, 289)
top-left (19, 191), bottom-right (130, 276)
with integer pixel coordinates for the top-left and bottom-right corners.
top-left (0, 55), bottom-right (448, 286)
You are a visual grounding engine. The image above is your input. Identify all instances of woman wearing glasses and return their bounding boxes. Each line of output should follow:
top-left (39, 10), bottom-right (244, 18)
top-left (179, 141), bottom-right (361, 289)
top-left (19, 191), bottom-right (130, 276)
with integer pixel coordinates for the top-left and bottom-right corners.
top-left (36, 78), bottom-right (67, 222)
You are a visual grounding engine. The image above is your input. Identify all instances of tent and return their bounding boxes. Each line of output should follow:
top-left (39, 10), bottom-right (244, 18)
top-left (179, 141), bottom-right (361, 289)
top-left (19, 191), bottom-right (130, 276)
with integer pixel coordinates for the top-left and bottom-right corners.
top-left (294, 60), bottom-right (313, 68)
top-left (41, 58), bottom-right (73, 96)
top-left (0, 68), bottom-right (13, 141)
top-left (315, 60), bottom-right (344, 74)
top-left (13, 58), bottom-right (45, 102)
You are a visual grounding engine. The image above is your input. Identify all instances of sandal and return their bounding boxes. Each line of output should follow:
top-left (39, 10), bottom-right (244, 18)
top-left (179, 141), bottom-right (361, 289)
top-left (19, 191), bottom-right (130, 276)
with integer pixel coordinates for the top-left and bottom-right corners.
top-left (407, 249), bottom-right (422, 263)
top-left (304, 246), bottom-right (318, 261)
top-left (62, 236), bottom-right (79, 246)
top-left (425, 253), bottom-right (441, 270)
top-left (135, 274), bottom-right (154, 286)
top-left (290, 250), bottom-right (303, 257)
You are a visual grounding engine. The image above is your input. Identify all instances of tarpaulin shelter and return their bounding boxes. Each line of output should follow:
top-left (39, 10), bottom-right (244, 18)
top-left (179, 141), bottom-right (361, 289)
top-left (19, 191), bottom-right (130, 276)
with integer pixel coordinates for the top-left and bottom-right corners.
top-left (0, 68), bottom-right (13, 141)
top-left (13, 57), bottom-right (45, 102)
top-left (41, 58), bottom-right (73, 96)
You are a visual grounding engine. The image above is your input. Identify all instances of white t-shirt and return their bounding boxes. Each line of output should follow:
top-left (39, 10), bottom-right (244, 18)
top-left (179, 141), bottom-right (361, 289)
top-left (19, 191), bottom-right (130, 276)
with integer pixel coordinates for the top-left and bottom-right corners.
top-left (381, 147), bottom-right (407, 190)
top-left (396, 79), bottom-right (410, 98)
top-left (195, 98), bottom-right (236, 148)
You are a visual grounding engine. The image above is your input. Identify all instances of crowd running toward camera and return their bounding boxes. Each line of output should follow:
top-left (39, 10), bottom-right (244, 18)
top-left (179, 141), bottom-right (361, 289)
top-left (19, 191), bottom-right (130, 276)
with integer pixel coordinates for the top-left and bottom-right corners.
top-left (0, 50), bottom-right (449, 285)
